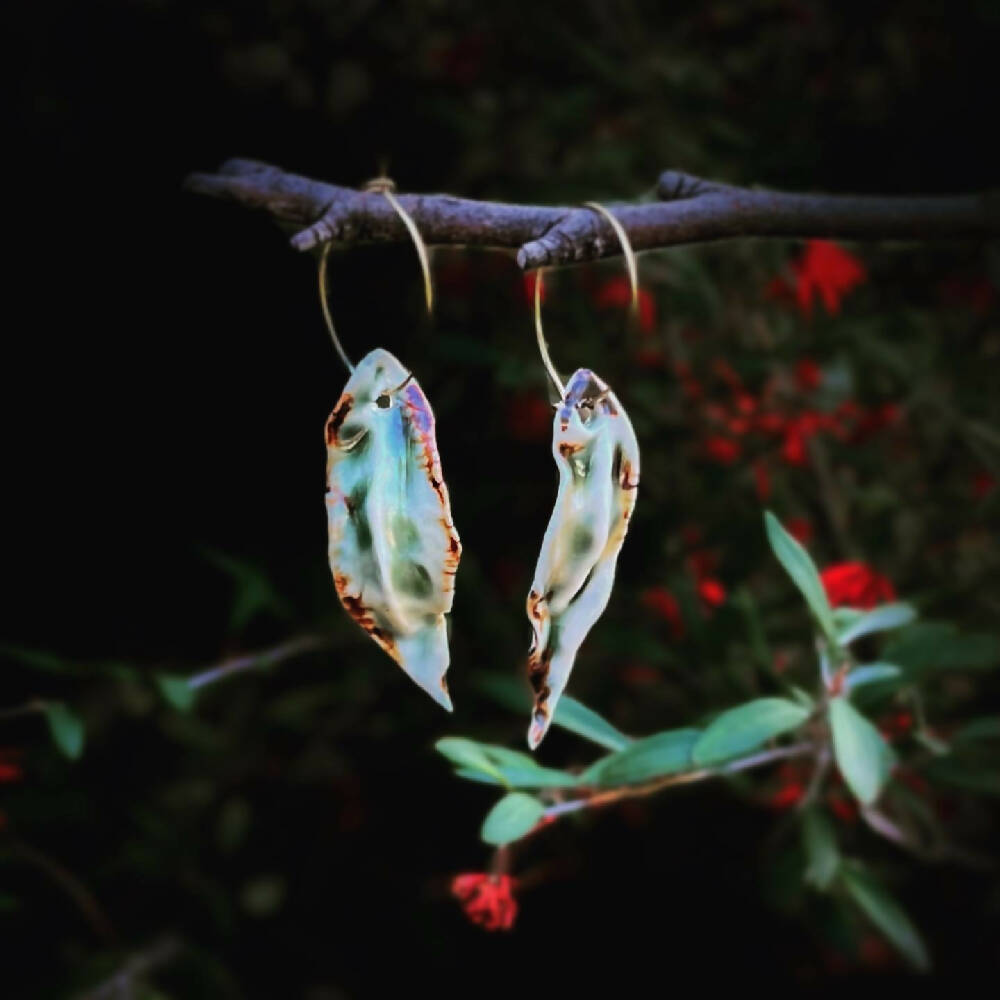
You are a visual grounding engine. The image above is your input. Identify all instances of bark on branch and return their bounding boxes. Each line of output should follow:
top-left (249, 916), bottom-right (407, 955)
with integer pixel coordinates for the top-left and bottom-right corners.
top-left (185, 159), bottom-right (999, 267)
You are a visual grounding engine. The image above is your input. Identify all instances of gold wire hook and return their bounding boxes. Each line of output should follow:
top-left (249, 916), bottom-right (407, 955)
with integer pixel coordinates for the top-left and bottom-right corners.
top-left (319, 242), bottom-right (355, 373)
top-left (317, 175), bottom-right (435, 374)
top-left (364, 177), bottom-right (434, 315)
top-left (533, 268), bottom-right (566, 399)
top-left (582, 201), bottom-right (639, 316)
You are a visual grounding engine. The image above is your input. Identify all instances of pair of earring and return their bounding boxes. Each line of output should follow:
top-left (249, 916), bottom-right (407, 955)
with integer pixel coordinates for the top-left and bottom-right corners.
top-left (321, 191), bottom-right (639, 749)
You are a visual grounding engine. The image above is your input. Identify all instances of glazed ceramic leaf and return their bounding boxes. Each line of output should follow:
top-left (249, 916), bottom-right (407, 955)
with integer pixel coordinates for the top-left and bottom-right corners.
top-left (325, 349), bottom-right (461, 710)
top-left (526, 369), bottom-right (639, 749)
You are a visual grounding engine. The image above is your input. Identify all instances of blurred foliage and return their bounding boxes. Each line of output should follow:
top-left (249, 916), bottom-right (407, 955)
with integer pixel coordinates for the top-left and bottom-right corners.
top-left (6, 0), bottom-right (1000, 995)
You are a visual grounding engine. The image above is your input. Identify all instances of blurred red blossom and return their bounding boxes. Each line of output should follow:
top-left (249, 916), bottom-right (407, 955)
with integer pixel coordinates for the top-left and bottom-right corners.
top-left (704, 436), bottom-right (741, 465)
top-left (879, 711), bottom-right (914, 741)
top-left (768, 762), bottom-right (808, 809)
top-left (820, 562), bottom-right (896, 609)
top-left (794, 358), bottom-right (823, 391)
top-left (785, 517), bottom-right (813, 545)
top-left (594, 276), bottom-right (656, 333)
top-left (451, 873), bottom-right (518, 931)
top-left (972, 471), bottom-right (997, 499)
top-left (827, 789), bottom-right (859, 824)
top-left (793, 240), bottom-right (867, 315)
top-left (0, 750), bottom-right (23, 784)
top-left (641, 586), bottom-right (684, 639)
top-left (766, 241), bottom-right (866, 315)
top-left (698, 578), bottom-right (727, 608)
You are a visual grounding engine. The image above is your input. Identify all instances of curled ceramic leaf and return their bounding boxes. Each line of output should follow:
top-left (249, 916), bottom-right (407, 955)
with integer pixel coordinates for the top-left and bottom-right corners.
top-left (325, 348), bottom-right (461, 710)
top-left (526, 369), bottom-right (639, 748)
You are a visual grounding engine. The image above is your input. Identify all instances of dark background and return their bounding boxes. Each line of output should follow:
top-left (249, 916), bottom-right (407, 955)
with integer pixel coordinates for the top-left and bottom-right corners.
top-left (5, 1), bottom-right (999, 995)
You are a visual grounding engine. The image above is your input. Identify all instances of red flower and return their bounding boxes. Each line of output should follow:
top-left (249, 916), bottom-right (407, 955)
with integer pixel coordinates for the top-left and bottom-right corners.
top-left (769, 781), bottom-right (805, 809)
top-left (794, 358), bottom-right (823, 391)
top-left (0, 749), bottom-right (23, 784)
top-left (972, 472), bottom-right (997, 500)
top-left (698, 578), bottom-right (727, 608)
top-left (827, 790), bottom-right (858, 824)
top-left (786, 517), bottom-right (813, 545)
top-left (0, 762), bottom-right (23, 783)
top-left (711, 357), bottom-right (743, 391)
top-left (594, 277), bottom-right (656, 333)
top-left (780, 425), bottom-right (808, 466)
top-left (768, 763), bottom-right (807, 809)
top-left (641, 586), bottom-right (684, 639)
top-left (820, 562), bottom-right (896, 610)
top-left (451, 873), bottom-right (518, 931)
top-left (850, 402), bottom-right (902, 443)
top-left (704, 436), bottom-right (741, 465)
top-left (755, 412), bottom-right (786, 435)
top-left (879, 711), bottom-right (914, 741)
top-left (792, 240), bottom-right (867, 315)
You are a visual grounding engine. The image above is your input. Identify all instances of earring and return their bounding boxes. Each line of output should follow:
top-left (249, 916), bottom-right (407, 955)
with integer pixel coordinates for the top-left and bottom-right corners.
top-left (320, 180), bottom-right (461, 711)
top-left (524, 204), bottom-right (641, 749)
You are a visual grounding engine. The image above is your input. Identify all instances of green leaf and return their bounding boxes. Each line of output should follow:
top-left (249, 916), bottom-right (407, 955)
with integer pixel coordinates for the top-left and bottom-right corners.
top-left (581, 728), bottom-right (701, 787)
top-left (922, 758), bottom-right (1000, 796)
top-left (204, 549), bottom-right (292, 631)
top-left (692, 697), bottom-right (810, 766)
top-left (155, 673), bottom-right (197, 712)
top-left (552, 695), bottom-right (630, 752)
top-left (44, 702), bottom-right (85, 760)
top-left (471, 745), bottom-right (578, 789)
top-left (435, 738), bottom-right (508, 786)
top-left (0, 644), bottom-right (80, 675)
top-left (844, 663), bottom-right (902, 692)
top-left (951, 717), bottom-right (1000, 746)
top-left (481, 793), bottom-right (545, 845)
top-left (802, 808), bottom-right (840, 890)
top-left (472, 675), bottom-right (630, 751)
top-left (882, 623), bottom-right (1000, 675)
top-left (763, 511), bottom-right (836, 643)
top-left (437, 739), bottom-right (576, 789)
top-left (840, 864), bottom-right (930, 971)
top-left (838, 604), bottom-right (917, 645)
top-left (829, 698), bottom-right (896, 805)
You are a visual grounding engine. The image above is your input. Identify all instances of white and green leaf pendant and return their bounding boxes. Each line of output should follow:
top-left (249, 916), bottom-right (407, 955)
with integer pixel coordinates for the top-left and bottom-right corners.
top-left (526, 369), bottom-right (640, 748)
top-left (325, 349), bottom-right (461, 710)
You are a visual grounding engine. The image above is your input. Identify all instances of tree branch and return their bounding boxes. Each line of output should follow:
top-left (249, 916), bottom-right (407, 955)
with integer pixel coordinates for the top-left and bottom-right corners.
top-left (185, 159), bottom-right (999, 268)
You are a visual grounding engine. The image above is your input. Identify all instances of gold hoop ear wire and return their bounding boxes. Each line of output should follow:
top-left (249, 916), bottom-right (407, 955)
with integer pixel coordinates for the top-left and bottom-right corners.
top-left (533, 268), bottom-right (566, 399)
top-left (318, 242), bottom-right (355, 373)
top-left (317, 176), bottom-right (434, 374)
top-left (364, 178), bottom-right (434, 315)
top-left (583, 201), bottom-right (639, 317)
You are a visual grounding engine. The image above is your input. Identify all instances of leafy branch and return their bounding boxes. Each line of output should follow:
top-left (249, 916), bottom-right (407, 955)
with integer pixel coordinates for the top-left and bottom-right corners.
top-left (437, 511), bottom-right (1000, 970)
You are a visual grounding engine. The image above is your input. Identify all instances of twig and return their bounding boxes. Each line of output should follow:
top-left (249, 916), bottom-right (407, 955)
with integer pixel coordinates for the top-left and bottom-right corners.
top-left (73, 936), bottom-right (181, 1000)
top-left (184, 160), bottom-right (999, 269)
top-left (9, 838), bottom-right (118, 945)
top-left (541, 741), bottom-right (815, 821)
top-left (186, 634), bottom-right (331, 690)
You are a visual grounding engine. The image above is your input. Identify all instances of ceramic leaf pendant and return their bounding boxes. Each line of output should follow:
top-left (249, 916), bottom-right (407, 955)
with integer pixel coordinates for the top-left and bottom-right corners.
top-left (325, 348), bottom-right (461, 710)
top-left (526, 368), bottom-right (639, 748)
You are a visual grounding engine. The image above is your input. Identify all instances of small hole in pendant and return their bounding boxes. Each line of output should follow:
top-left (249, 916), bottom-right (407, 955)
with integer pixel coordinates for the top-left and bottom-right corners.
top-left (376, 393), bottom-right (391, 409)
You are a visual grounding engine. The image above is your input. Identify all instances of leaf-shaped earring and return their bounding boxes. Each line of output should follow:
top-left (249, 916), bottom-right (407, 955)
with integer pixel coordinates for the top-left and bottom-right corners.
top-left (320, 180), bottom-right (461, 711)
top-left (525, 204), bottom-right (641, 748)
